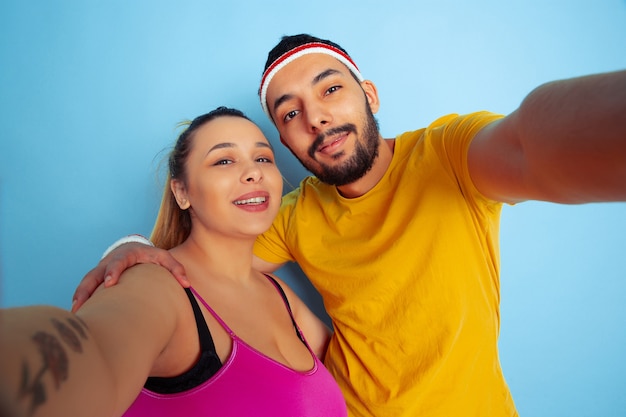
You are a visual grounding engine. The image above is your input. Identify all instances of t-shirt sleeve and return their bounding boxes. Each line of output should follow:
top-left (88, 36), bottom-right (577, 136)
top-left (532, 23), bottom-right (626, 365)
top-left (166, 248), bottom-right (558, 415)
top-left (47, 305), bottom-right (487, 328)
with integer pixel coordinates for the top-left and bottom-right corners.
top-left (253, 187), bottom-right (300, 264)
top-left (426, 111), bottom-right (504, 207)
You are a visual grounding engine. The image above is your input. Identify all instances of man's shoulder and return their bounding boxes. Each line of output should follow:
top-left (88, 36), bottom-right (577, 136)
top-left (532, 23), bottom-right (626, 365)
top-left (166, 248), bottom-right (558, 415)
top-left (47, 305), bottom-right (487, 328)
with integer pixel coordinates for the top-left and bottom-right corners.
top-left (280, 176), bottom-right (334, 208)
top-left (394, 111), bottom-right (503, 146)
top-left (412, 111), bottom-right (501, 132)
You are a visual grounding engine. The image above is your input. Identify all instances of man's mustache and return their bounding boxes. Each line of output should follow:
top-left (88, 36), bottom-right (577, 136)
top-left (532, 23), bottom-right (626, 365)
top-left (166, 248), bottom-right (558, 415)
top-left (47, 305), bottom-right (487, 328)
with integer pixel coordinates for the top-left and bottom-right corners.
top-left (309, 123), bottom-right (358, 158)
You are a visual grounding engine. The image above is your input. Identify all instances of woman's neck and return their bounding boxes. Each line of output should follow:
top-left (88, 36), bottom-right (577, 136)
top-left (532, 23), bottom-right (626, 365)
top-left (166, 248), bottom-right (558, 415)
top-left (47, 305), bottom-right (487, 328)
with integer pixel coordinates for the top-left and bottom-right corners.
top-left (171, 231), bottom-right (257, 285)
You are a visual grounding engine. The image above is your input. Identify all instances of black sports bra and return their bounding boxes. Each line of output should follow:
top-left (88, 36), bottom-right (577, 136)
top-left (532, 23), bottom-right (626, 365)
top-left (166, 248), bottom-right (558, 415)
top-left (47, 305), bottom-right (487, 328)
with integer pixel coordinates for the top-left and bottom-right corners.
top-left (145, 275), bottom-right (302, 394)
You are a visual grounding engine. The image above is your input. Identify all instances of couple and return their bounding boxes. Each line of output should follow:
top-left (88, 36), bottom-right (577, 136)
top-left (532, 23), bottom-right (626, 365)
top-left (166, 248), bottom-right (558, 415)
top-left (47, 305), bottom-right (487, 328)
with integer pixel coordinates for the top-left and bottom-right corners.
top-left (3, 33), bottom-right (626, 417)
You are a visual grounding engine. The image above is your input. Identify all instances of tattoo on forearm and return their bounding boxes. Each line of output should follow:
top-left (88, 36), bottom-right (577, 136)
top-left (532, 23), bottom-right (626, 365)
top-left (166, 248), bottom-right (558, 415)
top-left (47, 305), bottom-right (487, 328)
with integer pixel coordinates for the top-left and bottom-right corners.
top-left (66, 317), bottom-right (88, 340)
top-left (51, 318), bottom-right (83, 354)
top-left (18, 316), bottom-right (89, 416)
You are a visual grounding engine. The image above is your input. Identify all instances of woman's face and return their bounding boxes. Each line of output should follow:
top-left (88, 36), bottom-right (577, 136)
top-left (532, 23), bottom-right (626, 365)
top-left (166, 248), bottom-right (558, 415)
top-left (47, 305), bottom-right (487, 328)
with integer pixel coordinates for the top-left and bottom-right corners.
top-left (174, 116), bottom-right (283, 239)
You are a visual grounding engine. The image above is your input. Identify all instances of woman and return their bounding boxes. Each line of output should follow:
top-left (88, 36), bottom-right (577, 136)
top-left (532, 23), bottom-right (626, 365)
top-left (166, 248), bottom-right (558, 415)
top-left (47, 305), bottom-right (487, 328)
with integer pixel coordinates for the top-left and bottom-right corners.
top-left (0, 107), bottom-right (347, 417)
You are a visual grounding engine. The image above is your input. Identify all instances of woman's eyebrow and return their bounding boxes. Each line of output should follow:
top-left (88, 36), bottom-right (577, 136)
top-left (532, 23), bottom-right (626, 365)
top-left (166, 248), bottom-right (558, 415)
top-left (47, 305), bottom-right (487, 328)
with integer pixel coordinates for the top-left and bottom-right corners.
top-left (207, 142), bottom-right (235, 154)
top-left (206, 141), bottom-right (272, 154)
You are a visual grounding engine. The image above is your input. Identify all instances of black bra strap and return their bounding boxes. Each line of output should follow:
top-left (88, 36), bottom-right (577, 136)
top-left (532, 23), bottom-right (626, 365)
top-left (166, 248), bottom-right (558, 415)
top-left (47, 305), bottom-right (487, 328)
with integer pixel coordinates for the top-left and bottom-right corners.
top-left (183, 287), bottom-right (217, 352)
top-left (265, 274), bottom-right (305, 343)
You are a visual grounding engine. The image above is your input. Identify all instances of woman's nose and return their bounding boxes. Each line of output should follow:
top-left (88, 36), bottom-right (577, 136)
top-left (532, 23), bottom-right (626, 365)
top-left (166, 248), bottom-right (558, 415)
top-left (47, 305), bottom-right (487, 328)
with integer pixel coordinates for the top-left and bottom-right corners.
top-left (242, 164), bottom-right (262, 183)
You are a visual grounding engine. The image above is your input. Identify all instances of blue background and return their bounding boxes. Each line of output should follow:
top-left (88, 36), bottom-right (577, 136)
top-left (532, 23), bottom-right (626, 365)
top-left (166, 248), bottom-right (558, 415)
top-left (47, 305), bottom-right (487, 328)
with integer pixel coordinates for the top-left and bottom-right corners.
top-left (1, 1), bottom-right (625, 415)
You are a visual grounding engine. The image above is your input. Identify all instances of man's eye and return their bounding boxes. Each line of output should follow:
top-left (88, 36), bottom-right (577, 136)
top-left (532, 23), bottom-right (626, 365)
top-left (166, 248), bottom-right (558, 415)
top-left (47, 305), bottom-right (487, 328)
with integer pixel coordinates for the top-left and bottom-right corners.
top-left (214, 159), bottom-right (232, 165)
top-left (257, 157), bottom-right (274, 163)
top-left (284, 110), bottom-right (299, 122)
top-left (326, 85), bottom-right (341, 95)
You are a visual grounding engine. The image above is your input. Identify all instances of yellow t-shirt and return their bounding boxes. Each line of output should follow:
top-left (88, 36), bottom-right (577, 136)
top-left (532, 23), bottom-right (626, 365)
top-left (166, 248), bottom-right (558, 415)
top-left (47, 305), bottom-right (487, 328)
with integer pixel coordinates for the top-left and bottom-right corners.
top-left (254, 112), bottom-right (518, 417)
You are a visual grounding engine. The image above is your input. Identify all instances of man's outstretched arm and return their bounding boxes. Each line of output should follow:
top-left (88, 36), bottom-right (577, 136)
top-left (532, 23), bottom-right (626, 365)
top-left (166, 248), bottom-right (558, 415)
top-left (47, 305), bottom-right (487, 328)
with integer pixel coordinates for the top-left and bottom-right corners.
top-left (468, 69), bottom-right (626, 204)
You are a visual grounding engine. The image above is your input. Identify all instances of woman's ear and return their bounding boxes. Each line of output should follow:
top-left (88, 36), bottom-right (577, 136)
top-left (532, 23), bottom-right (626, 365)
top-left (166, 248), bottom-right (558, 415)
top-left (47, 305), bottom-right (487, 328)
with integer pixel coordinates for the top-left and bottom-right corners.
top-left (171, 179), bottom-right (190, 210)
top-left (361, 80), bottom-right (380, 114)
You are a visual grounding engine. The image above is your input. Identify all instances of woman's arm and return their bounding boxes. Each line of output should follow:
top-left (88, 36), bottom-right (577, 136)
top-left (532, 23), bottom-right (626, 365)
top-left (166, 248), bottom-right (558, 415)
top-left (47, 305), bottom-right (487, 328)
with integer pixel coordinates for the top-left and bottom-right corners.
top-left (0, 305), bottom-right (122, 417)
top-left (0, 264), bottom-right (185, 417)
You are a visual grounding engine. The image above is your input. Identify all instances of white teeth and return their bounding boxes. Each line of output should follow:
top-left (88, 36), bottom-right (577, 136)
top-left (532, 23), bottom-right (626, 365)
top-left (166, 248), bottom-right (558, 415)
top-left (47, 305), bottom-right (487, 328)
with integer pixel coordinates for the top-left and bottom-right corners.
top-left (234, 196), bottom-right (266, 205)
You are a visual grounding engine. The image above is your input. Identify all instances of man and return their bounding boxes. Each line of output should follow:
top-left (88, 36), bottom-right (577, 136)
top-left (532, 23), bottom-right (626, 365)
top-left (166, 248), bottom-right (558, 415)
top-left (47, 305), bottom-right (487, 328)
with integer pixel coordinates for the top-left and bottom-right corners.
top-left (73, 34), bottom-right (626, 416)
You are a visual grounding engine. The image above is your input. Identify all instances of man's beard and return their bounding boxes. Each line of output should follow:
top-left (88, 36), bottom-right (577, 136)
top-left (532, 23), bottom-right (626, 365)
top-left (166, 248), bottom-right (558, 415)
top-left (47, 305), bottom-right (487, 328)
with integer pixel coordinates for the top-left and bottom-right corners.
top-left (293, 102), bottom-right (381, 186)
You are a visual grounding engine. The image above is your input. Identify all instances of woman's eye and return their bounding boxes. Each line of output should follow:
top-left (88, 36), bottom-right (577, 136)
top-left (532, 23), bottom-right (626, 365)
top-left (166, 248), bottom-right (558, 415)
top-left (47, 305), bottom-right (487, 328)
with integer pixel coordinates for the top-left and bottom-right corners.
top-left (214, 159), bottom-right (232, 165)
top-left (257, 156), bottom-right (274, 163)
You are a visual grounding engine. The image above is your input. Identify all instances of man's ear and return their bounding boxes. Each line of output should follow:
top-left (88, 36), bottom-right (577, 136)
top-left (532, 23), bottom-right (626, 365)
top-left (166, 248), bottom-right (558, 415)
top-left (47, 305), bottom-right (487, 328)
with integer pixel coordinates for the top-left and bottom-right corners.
top-left (361, 80), bottom-right (380, 114)
top-left (171, 179), bottom-right (190, 209)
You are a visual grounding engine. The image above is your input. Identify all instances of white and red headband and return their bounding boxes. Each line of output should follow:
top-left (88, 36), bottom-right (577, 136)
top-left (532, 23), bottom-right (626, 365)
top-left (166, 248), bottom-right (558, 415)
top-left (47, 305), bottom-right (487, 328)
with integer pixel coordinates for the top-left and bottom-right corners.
top-left (259, 42), bottom-right (364, 121)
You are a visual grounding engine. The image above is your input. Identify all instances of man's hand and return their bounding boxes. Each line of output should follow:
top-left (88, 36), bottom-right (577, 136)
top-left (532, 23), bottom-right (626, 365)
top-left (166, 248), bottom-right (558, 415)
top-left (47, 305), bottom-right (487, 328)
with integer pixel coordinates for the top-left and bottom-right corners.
top-left (71, 242), bottom-right (189, 312)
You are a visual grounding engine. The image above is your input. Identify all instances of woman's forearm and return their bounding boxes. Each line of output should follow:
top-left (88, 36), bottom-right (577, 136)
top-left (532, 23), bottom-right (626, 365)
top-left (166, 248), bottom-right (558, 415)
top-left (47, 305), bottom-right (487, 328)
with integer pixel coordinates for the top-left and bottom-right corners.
top-left (0, 306), bottom-right (118, 417)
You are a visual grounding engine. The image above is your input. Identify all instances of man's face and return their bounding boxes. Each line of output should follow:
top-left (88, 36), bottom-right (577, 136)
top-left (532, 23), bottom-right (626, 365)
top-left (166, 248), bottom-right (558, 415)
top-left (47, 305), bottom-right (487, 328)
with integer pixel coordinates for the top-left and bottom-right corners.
top-left (266, 53), bottom-right (381, 186)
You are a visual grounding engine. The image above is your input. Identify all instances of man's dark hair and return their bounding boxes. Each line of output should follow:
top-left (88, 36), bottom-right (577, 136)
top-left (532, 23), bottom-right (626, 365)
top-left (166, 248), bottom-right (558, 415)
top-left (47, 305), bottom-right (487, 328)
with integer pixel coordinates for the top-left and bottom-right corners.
top-left (263, 34), bottom-right (353, 74)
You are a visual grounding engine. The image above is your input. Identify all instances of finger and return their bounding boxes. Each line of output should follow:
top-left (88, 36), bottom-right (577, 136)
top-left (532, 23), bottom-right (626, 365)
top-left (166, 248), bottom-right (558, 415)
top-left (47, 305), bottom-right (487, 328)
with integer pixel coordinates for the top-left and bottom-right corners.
top-left (169, 263), bottom-right (189, 287)
top-left (144, 251), bottom-right (189, 287)
top-left (137, 248), bottom-right (191, 288)
top-left (101, 257), bottom-right (132, 288)
top-left (71, 265), bottom-right (105, 312)
top-left (71, 293), bottom-right (86, 313)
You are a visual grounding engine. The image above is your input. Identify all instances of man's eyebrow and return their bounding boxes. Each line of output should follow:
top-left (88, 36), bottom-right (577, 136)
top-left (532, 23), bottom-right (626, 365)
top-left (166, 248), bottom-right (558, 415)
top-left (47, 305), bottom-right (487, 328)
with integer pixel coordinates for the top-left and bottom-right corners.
top-left (272, 94), bottom-right (292, 115)
top-left (272, 68), bottom-right (343, 115)
top-left (312, 68), bottom-right (341, 85)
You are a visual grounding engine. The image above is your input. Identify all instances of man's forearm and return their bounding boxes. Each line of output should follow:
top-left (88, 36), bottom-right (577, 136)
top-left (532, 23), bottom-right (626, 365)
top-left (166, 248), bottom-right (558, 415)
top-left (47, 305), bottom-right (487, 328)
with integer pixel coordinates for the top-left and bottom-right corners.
top-left (516, 69), bottom-right (626, 202)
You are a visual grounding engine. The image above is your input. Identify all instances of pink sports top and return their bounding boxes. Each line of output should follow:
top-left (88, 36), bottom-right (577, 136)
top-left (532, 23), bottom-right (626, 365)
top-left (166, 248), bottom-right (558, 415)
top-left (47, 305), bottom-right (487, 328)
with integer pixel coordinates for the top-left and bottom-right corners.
top-left (122, 276), bottom-right (347, 417)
